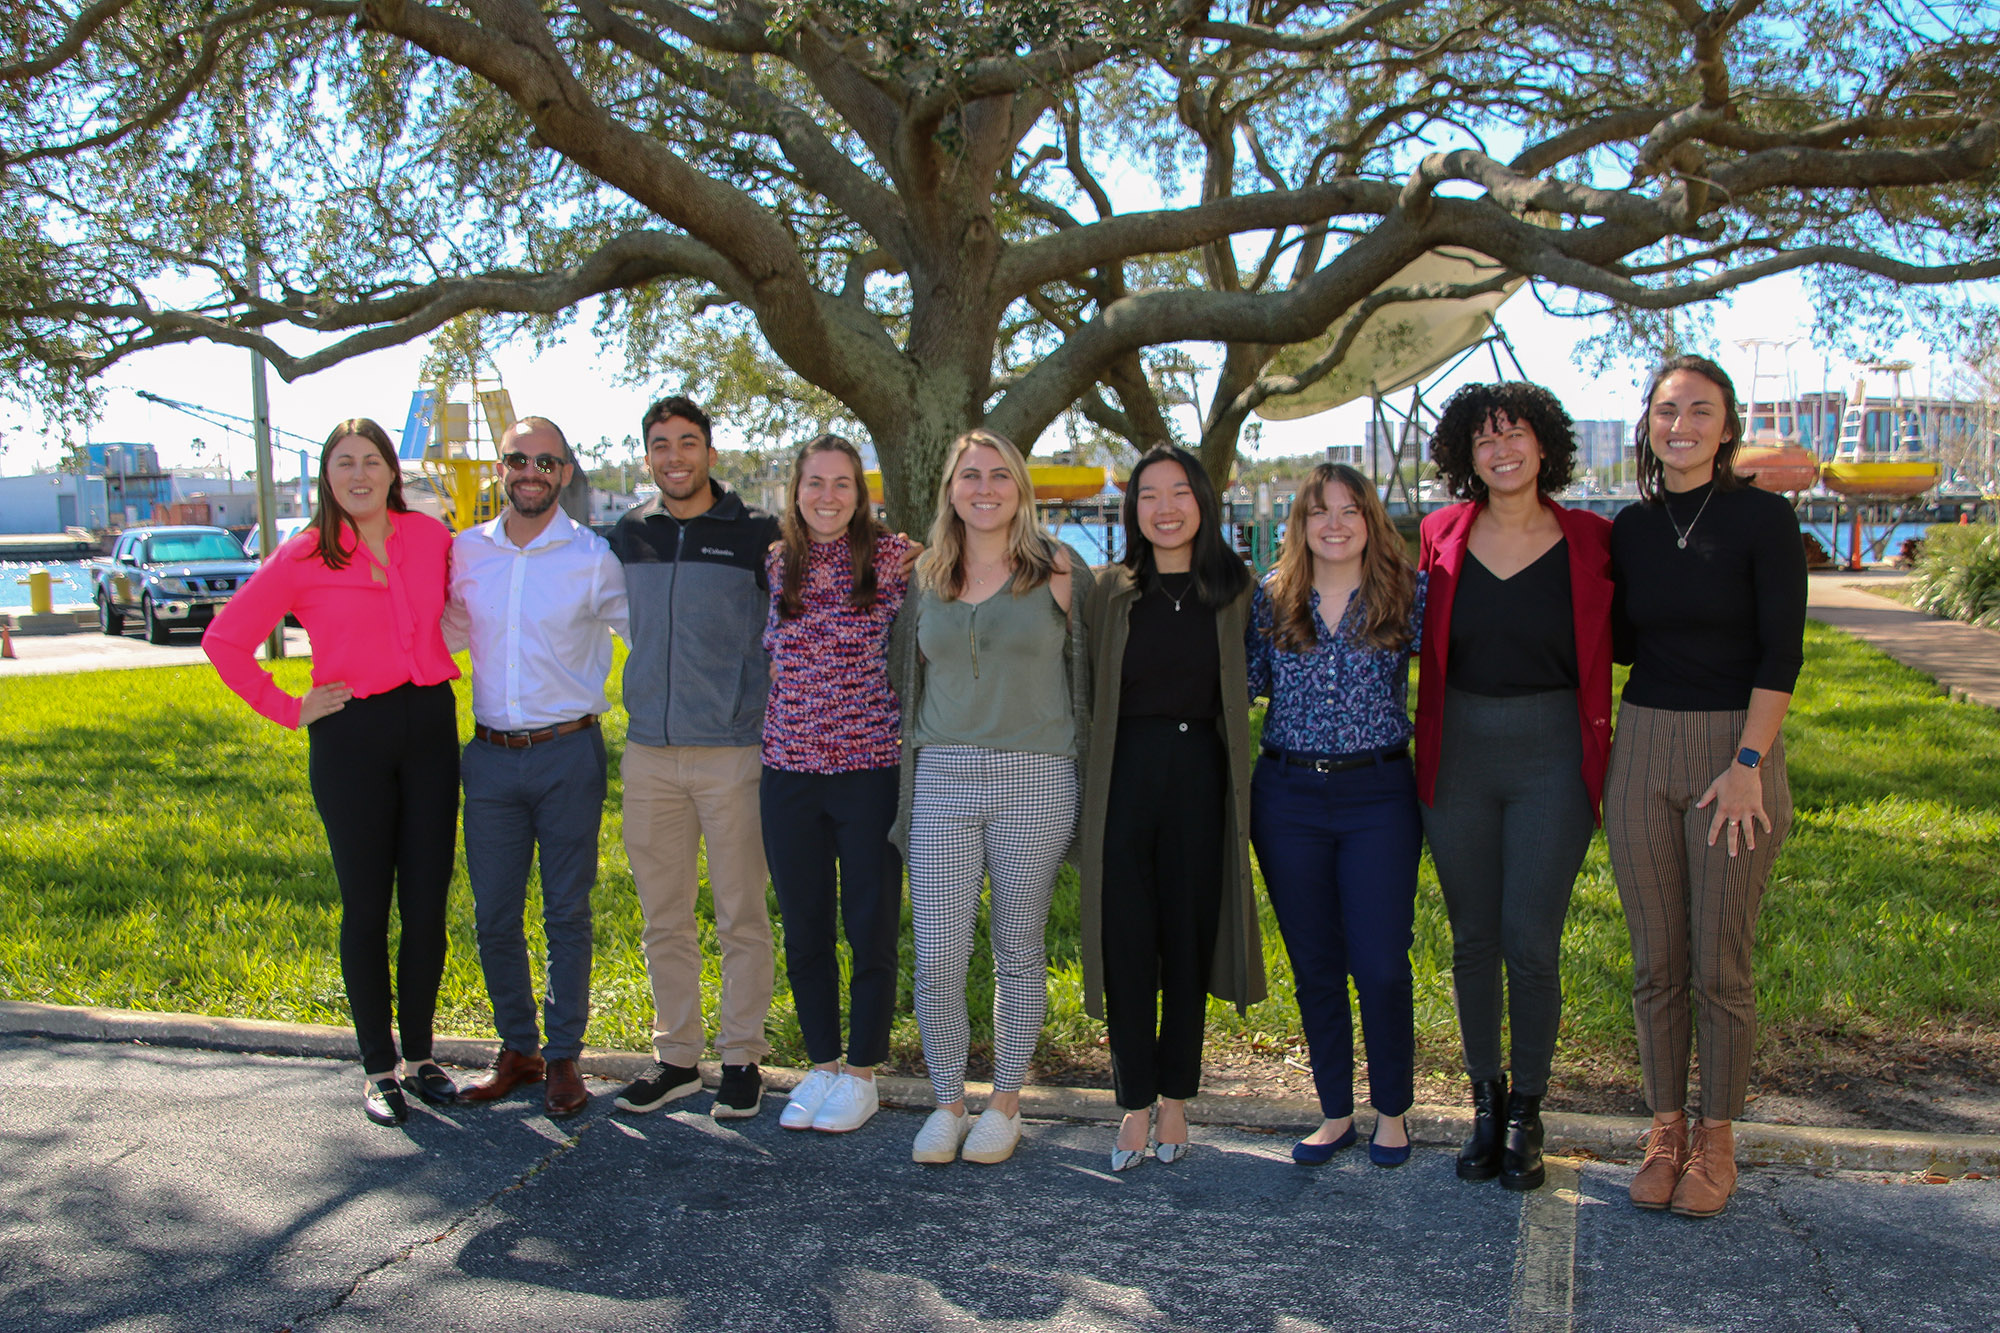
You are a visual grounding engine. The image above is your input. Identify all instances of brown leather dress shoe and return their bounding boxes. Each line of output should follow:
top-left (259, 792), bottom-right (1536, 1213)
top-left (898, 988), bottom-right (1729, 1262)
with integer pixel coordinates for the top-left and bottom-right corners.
top-left (1629, 1114), bottom-right (1689, 1210)
top-left (459, 1048), bottom-right (547, 1104)
top-left (544, 1058), bottom-right (590, 1118)
top-left (1671, 1121), bottom-right (1738, 1218)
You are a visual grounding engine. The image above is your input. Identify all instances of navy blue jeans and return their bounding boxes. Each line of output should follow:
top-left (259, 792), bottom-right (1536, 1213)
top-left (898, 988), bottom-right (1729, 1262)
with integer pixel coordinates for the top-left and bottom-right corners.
top-left (760, 765), bottom-right (903, 1068)
top-left (462, 724), bottom-right (607, 1063)
top-left (1251, 749), bottom-right (1422, 1119)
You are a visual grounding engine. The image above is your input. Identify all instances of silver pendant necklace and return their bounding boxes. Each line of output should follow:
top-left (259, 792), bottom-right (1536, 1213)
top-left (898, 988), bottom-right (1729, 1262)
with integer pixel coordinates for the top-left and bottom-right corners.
top-left (1668, 487), bottom-right (1714, 550)
top-left (1160, 573), bottom-right (1195, 611)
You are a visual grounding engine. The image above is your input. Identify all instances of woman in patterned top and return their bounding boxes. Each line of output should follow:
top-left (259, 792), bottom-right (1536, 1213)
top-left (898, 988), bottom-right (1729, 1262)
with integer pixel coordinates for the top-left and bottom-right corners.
top-left (761, 435), bottom-right (915, 1136)
top-left (1248, 461), bottom-right (1427, 1167)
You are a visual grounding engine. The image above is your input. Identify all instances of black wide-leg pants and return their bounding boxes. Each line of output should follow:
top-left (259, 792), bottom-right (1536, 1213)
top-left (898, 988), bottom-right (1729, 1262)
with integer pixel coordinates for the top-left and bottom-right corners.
top-left (1101, 717), bottom-right (1226, 1111)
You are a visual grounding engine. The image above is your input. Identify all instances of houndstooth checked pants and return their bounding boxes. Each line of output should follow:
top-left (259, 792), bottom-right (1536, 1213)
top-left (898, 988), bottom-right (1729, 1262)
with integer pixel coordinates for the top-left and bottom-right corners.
top-left (909, 745), bottom-right (1079, 1105)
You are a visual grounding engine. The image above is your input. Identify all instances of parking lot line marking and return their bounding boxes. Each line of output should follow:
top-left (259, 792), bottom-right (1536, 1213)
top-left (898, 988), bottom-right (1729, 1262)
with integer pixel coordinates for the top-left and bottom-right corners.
top-left (1509, 1157), bottom-right (1581, 1333)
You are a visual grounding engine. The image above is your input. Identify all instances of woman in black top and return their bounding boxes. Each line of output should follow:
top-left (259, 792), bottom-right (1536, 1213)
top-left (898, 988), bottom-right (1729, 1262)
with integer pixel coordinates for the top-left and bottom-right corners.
top-left (1077, 445), bottom-right (1265, 1171)
top-left (1606, 355), bottom-right (1807, 1220)
top-left (1416, 383), bottom-right (1615, 1193)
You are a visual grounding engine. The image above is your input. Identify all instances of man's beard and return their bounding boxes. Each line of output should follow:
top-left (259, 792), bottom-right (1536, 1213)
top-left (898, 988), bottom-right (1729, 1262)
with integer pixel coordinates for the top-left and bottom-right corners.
top-left (510, 478), bottom-right (558, 516)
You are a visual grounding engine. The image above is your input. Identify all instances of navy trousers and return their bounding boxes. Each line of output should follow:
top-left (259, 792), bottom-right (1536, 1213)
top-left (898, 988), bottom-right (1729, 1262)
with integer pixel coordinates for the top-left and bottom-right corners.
top-left (760, 765), bottom-right (904, 1068)
top-left (1251, 749), bottom-right (1422, 1119)
top-left (462, 724), bottom-right (607, 1063)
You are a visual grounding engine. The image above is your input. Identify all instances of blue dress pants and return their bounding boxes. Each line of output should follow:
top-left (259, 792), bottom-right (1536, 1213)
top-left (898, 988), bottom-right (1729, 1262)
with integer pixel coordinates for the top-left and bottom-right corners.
top-left (462, 724), bottom-right (607, 1064)
top-left (1251, 750), bottom-right (1421, 1119)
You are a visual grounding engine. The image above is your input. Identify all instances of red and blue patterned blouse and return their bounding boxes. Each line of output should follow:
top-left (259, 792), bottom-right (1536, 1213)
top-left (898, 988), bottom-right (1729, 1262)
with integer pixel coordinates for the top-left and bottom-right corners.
top-left (761, 531), bottom-right (914, 773)
top-left (1247, 571), bottom-right (1428, 757)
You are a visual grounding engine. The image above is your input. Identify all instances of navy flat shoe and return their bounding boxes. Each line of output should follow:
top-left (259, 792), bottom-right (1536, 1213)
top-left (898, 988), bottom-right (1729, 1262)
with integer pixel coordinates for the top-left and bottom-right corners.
top-left (1368, 1121), bottom-right (1412, 1167)
top-left (1292, 1124), bottom-right (1358, 1164)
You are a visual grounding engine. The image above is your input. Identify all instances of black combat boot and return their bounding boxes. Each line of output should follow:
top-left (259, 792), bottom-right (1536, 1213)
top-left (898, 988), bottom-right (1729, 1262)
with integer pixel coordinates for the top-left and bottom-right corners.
top-left (1500, 1092), bottom-right (1546, 1191)
top-left (1455, 1074), bottom-right (1508, 1181)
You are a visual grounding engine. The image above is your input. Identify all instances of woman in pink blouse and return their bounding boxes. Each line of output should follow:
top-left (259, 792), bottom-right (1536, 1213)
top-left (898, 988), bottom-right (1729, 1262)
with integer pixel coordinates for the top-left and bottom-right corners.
top-left (760, 435), bottom-right (914, 1136)
top-left (204, 418), bottom-right (462, 1128)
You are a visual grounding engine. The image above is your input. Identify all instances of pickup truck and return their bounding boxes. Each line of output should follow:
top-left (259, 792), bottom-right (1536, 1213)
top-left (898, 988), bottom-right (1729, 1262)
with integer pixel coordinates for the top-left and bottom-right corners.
top-left (91, 525), bottom-right (259, 644)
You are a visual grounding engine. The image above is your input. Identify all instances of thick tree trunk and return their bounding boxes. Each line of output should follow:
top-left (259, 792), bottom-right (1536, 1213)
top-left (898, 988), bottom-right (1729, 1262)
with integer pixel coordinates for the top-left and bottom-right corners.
top-left (876, 369), bottom-right (983, 537)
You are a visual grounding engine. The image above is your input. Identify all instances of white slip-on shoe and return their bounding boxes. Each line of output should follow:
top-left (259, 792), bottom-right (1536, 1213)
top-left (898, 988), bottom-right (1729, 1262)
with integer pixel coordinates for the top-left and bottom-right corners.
top-left (912, 1106), bottom-right (972, 1163)
top-left (779, 1068), bottom-right (840, 1131)
top-left (961, 1107), bottom-right (1023, 1164)
top-left (811, 1073), bottom-right (880, 1133)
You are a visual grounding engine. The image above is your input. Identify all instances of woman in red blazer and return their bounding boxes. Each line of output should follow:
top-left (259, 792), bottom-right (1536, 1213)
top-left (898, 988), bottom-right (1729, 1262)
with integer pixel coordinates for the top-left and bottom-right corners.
top-left (1416, 382), bottom-right (1614, 1192)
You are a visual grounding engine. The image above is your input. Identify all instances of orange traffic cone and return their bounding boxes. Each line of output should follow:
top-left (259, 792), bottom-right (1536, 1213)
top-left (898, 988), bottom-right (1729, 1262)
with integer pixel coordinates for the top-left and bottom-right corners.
top-left (1, 624), bottom-right (14, 659)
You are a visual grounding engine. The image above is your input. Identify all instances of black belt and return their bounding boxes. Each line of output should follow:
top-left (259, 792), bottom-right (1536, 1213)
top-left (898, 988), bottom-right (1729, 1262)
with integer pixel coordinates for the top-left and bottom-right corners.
top-left (1260, 741), bottom-right (1407, 773)
top-left (474, 715), bottom-right (597, 749)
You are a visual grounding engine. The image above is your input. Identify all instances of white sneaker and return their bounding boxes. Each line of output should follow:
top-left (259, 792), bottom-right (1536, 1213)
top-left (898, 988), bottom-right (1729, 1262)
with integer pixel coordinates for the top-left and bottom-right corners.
top-left (961, 1107), bottom-right (1023, 1164)
top-left (912, 1106), bottom-right (972, 1163)
top-left (812, 1072), bottom-right (880, 1133)
top-left (779, 1068), bottom-right (839, 1131)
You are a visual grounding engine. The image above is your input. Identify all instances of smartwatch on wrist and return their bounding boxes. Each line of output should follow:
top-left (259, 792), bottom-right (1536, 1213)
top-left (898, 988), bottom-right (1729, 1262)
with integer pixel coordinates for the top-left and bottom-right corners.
top-left (1736, 747), bottom-right (1763, 770)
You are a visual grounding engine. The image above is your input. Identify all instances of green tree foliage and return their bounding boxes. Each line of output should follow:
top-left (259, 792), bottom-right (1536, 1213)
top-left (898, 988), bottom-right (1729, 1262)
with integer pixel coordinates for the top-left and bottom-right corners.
top-left (3, 1), bottom-right (1996, 528)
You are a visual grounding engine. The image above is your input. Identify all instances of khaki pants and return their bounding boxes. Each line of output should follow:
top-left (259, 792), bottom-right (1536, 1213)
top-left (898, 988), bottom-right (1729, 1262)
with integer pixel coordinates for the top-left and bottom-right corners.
top-left (621, 741), bottom-right (773, 1066)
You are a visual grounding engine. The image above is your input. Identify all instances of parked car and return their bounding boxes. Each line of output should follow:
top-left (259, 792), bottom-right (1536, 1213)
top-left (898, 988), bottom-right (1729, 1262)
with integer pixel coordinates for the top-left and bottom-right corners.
top-left (241, 516), bottom-right (312, 560)
top-left (90, 526), bottom-right (258, 644)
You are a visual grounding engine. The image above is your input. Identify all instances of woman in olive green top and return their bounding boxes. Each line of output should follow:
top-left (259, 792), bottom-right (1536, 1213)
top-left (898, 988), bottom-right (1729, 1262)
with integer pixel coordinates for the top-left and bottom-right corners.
top-left (1079, 445), bottom-right (1265, 1170)
top-left (889, 428), bottom-right (1094, 1167)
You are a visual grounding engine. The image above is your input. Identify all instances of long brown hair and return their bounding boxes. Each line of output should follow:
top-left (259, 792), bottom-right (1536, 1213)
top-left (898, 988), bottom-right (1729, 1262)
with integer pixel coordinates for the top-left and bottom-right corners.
top-left (915, 428), bottom-right (1059, 600)
top-left (308, 418), bottom-right (407, 569)
top-left (1264, 462), bottom-right (1416, 652)
top-left (1635, 355), bottom-right (1744, 503)
top-left (775, 435), bottom-right (882, 620)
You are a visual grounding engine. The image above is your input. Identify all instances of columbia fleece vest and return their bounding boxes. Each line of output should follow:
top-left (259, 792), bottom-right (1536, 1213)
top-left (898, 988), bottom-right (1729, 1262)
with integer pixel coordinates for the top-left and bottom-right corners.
top-left (610, 483), bottom-right (780, 749)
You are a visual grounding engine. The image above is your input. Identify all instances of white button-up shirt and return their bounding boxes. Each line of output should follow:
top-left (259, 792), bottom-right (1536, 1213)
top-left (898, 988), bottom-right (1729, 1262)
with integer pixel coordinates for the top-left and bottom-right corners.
top-left (444, 509), bottom-right (628, 732)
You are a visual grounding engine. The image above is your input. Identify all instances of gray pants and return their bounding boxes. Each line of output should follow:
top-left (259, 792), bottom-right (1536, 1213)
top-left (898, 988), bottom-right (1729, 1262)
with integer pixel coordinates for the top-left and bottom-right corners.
top-left (462, 725), bottom-right (607, 1063)
top-left (1421, 688), bottom-right (1594, 1096)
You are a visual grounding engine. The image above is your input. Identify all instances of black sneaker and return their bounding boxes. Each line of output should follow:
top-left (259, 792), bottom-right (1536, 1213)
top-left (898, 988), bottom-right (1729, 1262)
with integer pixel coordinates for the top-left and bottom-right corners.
top-left (712, 1064), bottom-right (763, 1119)
top-left (614, 1061), bottom-right (703, 1113)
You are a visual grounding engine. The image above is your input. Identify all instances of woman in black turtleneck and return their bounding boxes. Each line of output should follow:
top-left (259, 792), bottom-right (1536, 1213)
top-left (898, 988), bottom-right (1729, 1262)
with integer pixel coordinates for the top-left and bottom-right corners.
top-left (1607, 355), bottom-right (1806, 1221)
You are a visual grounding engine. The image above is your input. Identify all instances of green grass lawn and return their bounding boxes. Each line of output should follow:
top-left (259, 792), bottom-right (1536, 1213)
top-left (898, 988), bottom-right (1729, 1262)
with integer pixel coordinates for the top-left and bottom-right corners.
top-left (3, 622), bottom-right (1996, 1098)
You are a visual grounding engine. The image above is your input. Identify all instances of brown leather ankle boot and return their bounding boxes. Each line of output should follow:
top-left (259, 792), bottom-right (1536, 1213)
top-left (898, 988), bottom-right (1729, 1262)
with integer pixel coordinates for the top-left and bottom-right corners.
top-left (1671, 1121), bottom-right (1739, 1218)
top-left (1629, 1114), bottom-right (1689, 1210)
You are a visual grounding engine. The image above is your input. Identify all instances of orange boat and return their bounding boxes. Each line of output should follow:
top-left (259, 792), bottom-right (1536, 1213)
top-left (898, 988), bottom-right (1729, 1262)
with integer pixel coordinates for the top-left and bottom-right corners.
top-left (1734, 443), bottom-right (1820, 493)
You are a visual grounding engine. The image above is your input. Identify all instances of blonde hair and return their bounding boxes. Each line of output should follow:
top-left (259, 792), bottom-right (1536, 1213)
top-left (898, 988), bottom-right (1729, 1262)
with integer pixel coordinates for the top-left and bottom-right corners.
top-left (916, 428), bottom-right (1058, 600)
top-left (1265, 462), bottom-right (1416, 653)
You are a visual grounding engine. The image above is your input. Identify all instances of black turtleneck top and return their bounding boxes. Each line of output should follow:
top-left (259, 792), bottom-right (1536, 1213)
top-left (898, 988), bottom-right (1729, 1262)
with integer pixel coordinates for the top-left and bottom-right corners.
top-left (1610, 480), bottom-right (1807, 711)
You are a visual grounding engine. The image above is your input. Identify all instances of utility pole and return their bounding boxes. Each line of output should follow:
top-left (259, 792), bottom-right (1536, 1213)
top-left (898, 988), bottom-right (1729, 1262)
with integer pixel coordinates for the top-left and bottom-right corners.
top-left (242, 91), bottom-right (283, 659)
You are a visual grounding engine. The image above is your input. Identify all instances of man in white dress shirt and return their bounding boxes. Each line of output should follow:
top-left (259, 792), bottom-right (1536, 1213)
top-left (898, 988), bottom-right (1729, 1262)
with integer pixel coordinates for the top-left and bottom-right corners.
top-left (445, 417), bottom-right (628, 1117)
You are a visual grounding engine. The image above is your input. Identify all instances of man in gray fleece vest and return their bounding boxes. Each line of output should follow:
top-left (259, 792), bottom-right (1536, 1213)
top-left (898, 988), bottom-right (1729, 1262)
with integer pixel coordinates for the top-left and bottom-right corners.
top-left (607, 395), bottom-right (780, 1120)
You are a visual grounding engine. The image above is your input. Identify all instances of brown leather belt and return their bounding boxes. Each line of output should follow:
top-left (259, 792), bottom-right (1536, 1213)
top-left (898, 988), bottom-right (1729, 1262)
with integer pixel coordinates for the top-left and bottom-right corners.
top-left (474, 715), bottom-right (597, 749)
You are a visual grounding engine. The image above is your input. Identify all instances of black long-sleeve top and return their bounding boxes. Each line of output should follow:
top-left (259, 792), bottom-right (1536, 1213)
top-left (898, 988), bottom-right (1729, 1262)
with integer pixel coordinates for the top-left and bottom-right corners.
top-left (1611, 481), bottom-right (1807, 711)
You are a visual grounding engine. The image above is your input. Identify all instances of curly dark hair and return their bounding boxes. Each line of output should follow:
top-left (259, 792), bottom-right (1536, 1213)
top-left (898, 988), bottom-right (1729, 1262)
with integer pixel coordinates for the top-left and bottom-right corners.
top-left (1429, 381), bottom-right (1578, 502)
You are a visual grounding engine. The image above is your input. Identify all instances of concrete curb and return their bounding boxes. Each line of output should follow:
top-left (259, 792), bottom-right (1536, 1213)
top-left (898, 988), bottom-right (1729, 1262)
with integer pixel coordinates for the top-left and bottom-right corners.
top-left (6, 998), bottom-right (1996, 1175)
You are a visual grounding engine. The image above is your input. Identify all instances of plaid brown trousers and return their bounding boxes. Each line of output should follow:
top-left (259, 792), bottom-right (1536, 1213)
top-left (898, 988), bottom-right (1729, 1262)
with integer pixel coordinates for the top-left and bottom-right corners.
top-left (1604, 703), bottom-right (1793, 1121)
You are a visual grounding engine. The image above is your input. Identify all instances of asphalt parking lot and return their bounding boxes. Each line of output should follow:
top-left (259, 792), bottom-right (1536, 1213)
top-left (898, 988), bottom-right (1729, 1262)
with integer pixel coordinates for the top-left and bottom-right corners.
top-left (2, 1035), bottom-right (1994, 1333)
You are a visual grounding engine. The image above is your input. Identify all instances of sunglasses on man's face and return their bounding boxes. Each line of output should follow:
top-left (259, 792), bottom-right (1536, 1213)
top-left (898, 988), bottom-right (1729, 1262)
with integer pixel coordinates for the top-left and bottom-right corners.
top-left (502, 451), bottom-right (567, 474)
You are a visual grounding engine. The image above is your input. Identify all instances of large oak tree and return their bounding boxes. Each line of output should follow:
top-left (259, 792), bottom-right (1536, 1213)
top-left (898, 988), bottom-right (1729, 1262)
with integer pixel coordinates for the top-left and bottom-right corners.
top-left (4, 0), bottom-right (1996, 527)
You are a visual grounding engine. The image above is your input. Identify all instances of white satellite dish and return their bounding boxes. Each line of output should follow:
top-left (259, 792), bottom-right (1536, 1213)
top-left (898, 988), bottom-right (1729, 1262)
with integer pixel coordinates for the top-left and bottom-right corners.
top-left (1254, 246), bottom-right (1526, 421)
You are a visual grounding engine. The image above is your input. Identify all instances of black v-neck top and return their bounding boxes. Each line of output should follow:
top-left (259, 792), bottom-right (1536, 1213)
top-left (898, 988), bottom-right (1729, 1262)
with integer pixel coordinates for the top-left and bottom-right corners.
top-left (1447, 538), bottom-right (1579, 696)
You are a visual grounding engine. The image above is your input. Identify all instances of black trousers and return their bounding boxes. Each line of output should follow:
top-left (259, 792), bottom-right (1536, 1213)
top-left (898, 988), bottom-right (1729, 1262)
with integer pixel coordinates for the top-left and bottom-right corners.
top-left (760, 764), bottom-right (904, 1068)
top-left (306, 682), bottom-right (460, 1075)
top-left (1101, 717), bottom-right (1226, 1110)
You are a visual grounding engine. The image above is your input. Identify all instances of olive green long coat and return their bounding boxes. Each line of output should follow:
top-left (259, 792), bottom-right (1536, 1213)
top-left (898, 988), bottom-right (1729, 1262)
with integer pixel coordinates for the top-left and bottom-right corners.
top-left (1075, 565), bottom-right (1266, 1021)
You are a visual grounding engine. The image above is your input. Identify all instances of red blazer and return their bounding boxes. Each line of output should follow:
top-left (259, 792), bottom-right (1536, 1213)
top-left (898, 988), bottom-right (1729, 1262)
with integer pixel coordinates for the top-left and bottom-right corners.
top-left (1415, 498), bottom-right (1615, 821)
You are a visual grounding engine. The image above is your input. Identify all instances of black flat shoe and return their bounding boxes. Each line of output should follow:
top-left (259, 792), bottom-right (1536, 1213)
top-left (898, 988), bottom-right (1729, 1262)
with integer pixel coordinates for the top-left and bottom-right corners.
top-left (402, 1061), bottom-right (458, 1107)
top-left (364, 1077), bottom-right (409, 1126)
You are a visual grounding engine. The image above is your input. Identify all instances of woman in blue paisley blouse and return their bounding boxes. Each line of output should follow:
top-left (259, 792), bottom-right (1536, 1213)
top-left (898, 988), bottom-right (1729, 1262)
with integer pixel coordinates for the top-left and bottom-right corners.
top-left (1248, 462), bottom-right (1426, 1168)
